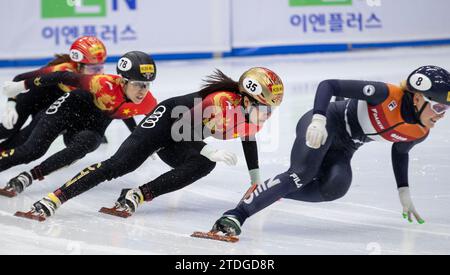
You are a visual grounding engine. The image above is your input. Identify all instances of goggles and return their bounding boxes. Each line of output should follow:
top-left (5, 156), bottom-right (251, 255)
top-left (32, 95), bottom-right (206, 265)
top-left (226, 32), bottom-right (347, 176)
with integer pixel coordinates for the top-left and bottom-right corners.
top-left (422, 95), bottom-right (449, 115)
top-left (125, 79), bottom-right (152, 91)
top-left (82, 64), bottom-right (104, 75)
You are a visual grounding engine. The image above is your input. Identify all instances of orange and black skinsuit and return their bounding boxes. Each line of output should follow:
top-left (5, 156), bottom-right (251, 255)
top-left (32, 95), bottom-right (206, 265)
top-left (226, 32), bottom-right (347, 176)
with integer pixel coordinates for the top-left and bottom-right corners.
top-left (0, 61), bottom-right (137, 149)
top-left (0, 72), bottom-right (157, 181)
top-left (46, 80), bottom-right (264, 206)
top-left (223, 80), bottom-right (430, 226)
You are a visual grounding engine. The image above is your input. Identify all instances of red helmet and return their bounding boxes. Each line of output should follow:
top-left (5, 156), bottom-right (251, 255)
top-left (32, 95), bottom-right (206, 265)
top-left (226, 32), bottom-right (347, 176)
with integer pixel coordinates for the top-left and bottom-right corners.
top-left (69, 36), bottom-right (107, 65)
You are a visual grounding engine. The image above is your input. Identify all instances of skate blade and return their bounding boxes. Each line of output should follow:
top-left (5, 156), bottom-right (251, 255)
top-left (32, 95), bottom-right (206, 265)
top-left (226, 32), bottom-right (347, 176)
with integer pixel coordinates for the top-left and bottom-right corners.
top-left (0, 188), bottom-right (17, 198)
top-left (99, 207), bottom-right (132, 218)
top-left (14, 211), bottom-right (46, 222)
top-left (191, 231), bottom-right (239, 243)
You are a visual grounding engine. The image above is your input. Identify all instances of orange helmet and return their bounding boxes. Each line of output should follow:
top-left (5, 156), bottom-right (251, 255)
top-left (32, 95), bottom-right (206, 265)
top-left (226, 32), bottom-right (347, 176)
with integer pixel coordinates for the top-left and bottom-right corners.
top-left (69, 36), bottom-right (107, 65)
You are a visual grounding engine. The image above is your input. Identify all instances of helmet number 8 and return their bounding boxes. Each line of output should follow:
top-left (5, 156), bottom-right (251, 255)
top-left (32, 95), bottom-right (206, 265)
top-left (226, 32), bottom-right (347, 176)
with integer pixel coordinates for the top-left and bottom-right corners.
top-left (416, 77), bottom-right (423, 86)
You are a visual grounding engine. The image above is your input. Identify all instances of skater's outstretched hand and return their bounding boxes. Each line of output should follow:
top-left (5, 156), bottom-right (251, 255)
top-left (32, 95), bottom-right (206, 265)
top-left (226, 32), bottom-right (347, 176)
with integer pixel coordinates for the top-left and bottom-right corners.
top-left (1, 101), bottom-right (19, 130)
top-left (200, 145), bottom-right (238, 166)
top-left (2, 81), bottom-right (28, 98)
top-left (306, 114), bottom-right (328, 149)
top-left (398, 187), bottom-right (425, 224)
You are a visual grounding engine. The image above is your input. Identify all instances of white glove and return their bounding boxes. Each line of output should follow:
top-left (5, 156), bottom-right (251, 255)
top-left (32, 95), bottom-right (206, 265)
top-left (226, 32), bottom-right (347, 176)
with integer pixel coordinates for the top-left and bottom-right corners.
top-left (249, 169), bottom-right (262, 185)
top-left (1, 101), bottom-right (19, 130)
top-left (2, 81), bottom-right (28, 98)
top-left (306, 114), bottom-right (328, 149)
top-left (200, 145), bottom-right (238, 166)
top-left (398, 187), bottom-right (425, 224)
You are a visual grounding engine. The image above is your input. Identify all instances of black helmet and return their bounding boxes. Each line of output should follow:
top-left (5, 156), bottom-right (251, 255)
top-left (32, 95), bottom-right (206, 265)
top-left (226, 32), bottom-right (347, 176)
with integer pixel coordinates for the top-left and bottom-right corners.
top-left (116, 51), bottom-right (157, 82)
top-left (406, 65), bottom-right (450, 105)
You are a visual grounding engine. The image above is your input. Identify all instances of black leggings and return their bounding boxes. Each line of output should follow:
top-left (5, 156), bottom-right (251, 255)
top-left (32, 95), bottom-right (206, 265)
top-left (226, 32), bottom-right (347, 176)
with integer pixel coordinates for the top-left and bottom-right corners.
top-left (56, 94), bottom-right (216, 203)
top-left (0, 87), bottom-right (64, 142)
top-left (225, 109), bottom-right (355, 224)
top-left (0, 91), bottom-right (109, 179)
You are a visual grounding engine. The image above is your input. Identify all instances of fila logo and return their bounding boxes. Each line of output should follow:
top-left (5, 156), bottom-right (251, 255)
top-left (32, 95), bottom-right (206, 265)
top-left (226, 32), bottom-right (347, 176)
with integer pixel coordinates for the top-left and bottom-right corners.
top-left (388, 100), bottom-right (398, 111)
top-left (244, 177), bottom-right (281, 204)
top-left (290, 173), bottom-right (302, 188)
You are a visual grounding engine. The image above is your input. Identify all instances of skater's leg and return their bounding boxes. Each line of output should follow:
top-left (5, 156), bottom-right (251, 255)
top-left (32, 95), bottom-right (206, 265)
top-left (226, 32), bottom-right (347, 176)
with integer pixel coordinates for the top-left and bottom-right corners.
top-left (284, 150), bottom-right (353, 202)
top-left (52, 103), bottom-right (176, 203)
top-left (138, 141), bottom-right (216, 200)
top-left (30, 130), bottom-right (103, 181)
top-left (0, 107), bottom-right (72, 171)
top-left (224, 111), bottom-right (336, 225)
top-left (0, 92), bottom-right (90, 172)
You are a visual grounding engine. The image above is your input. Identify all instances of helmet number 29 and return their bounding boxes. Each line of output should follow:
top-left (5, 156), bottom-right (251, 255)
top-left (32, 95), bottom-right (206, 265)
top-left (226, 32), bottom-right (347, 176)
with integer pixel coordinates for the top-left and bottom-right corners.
top-left (70, 49), bottom-right (84, 62)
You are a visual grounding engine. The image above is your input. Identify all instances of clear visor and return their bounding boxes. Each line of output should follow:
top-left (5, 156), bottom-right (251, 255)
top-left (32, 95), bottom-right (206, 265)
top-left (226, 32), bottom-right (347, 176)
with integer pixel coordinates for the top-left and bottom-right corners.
top-left (422, 95), bottom-right (449, 115)
top-left (82, 64), bottom-right (104, 75)
top-left (125, 79), bottom-right (152, 91)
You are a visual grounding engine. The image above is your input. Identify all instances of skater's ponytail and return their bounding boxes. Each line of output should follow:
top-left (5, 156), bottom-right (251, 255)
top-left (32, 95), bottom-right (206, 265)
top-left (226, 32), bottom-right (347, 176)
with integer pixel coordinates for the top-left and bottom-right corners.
top-left (47, 54), bottom-right (72, 66)
top-left (198, 69), bottom-right (239, 98)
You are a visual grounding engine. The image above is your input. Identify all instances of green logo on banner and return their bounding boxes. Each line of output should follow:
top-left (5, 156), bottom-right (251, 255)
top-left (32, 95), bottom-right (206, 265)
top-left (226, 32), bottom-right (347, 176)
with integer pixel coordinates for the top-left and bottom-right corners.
top-left (42, 0), bottom-right (107, 18)
top-left (289, 0), bottom-right (352, 6)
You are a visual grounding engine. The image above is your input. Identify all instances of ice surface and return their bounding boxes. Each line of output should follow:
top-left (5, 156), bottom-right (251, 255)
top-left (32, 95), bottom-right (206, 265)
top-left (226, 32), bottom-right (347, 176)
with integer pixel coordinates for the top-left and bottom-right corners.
top-left (0, 46), bottom-right (450, 255)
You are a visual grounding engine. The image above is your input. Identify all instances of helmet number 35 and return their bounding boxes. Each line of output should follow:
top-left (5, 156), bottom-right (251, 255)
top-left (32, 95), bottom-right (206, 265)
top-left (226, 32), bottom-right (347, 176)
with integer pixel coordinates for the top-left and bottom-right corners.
top-left (244, 78), bottom-right (262, 95)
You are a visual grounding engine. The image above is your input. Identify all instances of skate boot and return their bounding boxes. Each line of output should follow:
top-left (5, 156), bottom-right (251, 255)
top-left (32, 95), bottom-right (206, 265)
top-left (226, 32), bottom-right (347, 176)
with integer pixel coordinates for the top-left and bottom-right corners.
top-left (191, 215), bottom-right (242, 243)
top-left (116, 188), bottom-right (144, 214)
top-left (212, 215), bottom-right (242, 236)
top-left (99, 188), bottom-right (146, 218)
top-left (7, 172), bottom-right (33, 194)
top-left (1, 172), bottom-right (32, 197)
top-left (14, 193), bottom-right (61, 222)
top-left (32, 195), bottom-right (61, 218)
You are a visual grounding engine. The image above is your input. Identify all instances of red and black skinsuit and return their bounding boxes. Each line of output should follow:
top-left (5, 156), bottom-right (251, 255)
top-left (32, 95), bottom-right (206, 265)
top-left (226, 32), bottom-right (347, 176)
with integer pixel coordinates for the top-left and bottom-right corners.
top-left (0, 61), bottom-right (137, 149)
top-left (0, 72), bottom-right (157, 181)
top-left (46, 82), bottom-right (267, 206)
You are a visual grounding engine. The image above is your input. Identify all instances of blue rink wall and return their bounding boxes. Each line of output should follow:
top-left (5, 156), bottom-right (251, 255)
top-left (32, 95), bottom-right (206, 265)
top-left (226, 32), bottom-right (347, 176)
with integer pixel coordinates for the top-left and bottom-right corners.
top-left (2, 38), bottom-right (450, 68)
